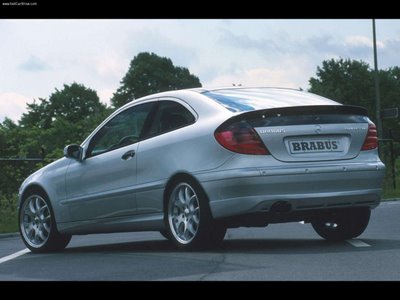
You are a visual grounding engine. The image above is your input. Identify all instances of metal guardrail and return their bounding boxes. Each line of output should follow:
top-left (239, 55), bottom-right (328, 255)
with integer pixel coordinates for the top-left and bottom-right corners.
top-left (0, 158), bottom-right (45, 162)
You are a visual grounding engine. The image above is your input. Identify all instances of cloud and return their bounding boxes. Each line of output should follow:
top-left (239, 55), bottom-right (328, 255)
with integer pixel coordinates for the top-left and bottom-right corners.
top-left (345, 35), bottom-right (385, 49)
top-left (208, 61), bottom-right (309, 89)
top-left (125, 28), bottom-right (197, 68)
top-left (18, 55), bottom-right (51, 72)
top-left (91, 51), bottom-right (129, 82)
top-left (0, 92), bottom-right (31, 123)
top-left (97, 88), bottom-right (115, 106)
top-left (307, 35), bottom-right (343, 54)
top-left (218, 30), bottom-right (392, 69)
top-left (219, 29), bottom-right (285, 54)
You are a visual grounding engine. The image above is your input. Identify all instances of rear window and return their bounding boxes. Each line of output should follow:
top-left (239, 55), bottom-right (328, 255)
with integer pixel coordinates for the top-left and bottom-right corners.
top-left (203, 88), bottom-right (339, 112)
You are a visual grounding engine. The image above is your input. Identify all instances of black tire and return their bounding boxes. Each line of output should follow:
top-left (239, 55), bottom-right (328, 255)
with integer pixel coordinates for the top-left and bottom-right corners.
top-left (165, 178), bottom-right (217, 250)
top-left (209, 224), bottom-right (227, 246)
top-left (19, 192), bottom-right (71, 253)
top-left (159, 229), bottom-right (171, 240)
top-left (312, 207), bottom-right (371, 241)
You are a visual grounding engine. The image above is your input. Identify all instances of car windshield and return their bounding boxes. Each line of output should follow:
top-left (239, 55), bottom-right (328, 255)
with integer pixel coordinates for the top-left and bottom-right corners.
top-left (203, 88), bottom-right (339, 112)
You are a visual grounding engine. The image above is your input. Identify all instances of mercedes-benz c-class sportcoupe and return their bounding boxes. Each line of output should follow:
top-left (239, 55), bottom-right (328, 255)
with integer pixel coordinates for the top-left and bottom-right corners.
top-left (18, 87), bottom-right (385, 252)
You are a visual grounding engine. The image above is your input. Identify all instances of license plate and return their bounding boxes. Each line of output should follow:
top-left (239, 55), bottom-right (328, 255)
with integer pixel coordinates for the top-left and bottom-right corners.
top-left (288, 139), bottom-right (343, 154)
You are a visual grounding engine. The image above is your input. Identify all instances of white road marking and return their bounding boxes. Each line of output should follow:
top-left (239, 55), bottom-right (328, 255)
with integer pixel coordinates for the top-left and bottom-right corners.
top-left (384, 200), bottom-right (400, 205)
top-left (346, 240), bottom-right (371, 247)
top-left (0, 248), bottom-right (30, 264)
top-left (298, 221), bottom-right (305, 224)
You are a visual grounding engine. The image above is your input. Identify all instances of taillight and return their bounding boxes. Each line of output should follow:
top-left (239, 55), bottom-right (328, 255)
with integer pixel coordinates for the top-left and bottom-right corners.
top-left (361, 122), bottom-right (378, 151)
top-left (214, 121), bottom-right (269, 155)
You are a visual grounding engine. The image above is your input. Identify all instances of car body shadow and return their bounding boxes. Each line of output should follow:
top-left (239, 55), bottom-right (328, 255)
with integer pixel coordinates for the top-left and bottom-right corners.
top-left (63, 237), bottom-right (400, 255)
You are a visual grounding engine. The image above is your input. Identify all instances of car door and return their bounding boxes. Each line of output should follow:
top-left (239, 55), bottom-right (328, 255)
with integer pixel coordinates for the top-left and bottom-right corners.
top-left (64, 102), bottom-right (155, 221)
top-left (135, 99), bottom-right (197, 214)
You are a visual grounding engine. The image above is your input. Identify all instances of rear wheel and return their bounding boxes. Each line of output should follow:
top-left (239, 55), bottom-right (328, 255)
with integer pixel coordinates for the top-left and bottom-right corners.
top-left (159, 229), bottom-right (171, 240)
top-left (210, 224), bottom-right (227, 245)
top-left (166, 179), bottom-right (224, 249)
top-left (19, 193), bottom-right (71, 253)
top-left (312, 207), bottom-right (371, 241)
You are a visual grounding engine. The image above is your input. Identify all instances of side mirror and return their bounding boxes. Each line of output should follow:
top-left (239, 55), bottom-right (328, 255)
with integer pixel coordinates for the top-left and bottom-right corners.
top-left (63, 144), bottom-right (82, 161)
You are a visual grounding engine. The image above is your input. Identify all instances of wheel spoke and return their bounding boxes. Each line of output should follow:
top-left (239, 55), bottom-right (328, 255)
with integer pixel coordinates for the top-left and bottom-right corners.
top-left (168, 183), bottom-right (200, 244)
top-left (35, 197), bottom-right (41, 213)
top-left (186, 221), bottom-right (196, 236)
top-left (173, 215), bottom-right (184, 229)
top-left (188, 195), bottom-right (197, 208)
top-left (42, 223), bottom-right (51, 234)
top-left (33, 229), bottom-right (40, 243)
top-left (183, 226), bottom-right (190, 240)
top-left (173, 215), bottom-right (183, 223)
top-left (29, 200), bottom-right (36, 214)
top-left (184, 187), bottom-right (191, 204)
top-left (177, 221), bottom-right (185, 236)
top-left (191, 213), bottom-right (200, 225)
top-left (38, 205), bottom-right (47, 214)
top-left (21, 195), bottom-right (51, 248)
top-left (24, 207), bottom-right (35, 219)
top-left (178, 189), bottom-right (186, 205)
top-left (38, 228), bottom-right (46, 241)
top-left (26, 224), bottom-right (35, 238)
top-left (174, 199), bottom-right (184, 210)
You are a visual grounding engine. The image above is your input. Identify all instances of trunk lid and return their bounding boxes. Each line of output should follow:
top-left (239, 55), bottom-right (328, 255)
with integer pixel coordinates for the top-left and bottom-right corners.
top-left (240, 105), bottom-right (370, 162)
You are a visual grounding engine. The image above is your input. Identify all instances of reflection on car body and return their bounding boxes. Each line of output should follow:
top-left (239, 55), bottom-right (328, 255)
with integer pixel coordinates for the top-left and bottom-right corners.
top-left (18, 87), bottom-right (385, 252)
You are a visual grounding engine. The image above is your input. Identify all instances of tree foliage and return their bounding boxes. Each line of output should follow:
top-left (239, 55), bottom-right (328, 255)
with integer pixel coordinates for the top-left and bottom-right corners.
top-left (0, 54), bottom-right (204, 232)
top-left (0, 54), bottom-right (203, 206)
top-left (309, 58), bottom-right (400, 140)
top-left (111, 52), bottom-right (202, 108)
top-left (0, 83), bottom-right (112, 197)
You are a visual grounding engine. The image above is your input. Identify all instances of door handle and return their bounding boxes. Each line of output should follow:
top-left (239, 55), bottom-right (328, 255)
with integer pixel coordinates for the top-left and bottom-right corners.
top-left (121, 150), bottom-right (135, 160)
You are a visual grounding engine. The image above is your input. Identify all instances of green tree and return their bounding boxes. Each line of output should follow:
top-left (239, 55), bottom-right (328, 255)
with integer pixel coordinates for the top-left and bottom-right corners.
top-left (20, 83), bottom-right (108, 129)
top-left (309, 58), bottom-right (400, 137)
top-left (309, 58), bottom-right (375, 117)
top-left (0, 83), bottom-right (114, 232)
top-left (111, 52), bottom-right (202, 108)
top-left (17, 83), bottom-right (111, 159)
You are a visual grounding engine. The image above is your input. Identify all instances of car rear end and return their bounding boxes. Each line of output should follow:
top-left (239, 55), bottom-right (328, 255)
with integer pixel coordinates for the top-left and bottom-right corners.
top-left (197, 88), bottom-right (385, 224)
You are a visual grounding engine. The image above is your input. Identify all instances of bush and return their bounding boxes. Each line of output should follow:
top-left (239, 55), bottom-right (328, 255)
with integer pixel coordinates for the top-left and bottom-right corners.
top-left (0, 193), bottom-right (18, 233)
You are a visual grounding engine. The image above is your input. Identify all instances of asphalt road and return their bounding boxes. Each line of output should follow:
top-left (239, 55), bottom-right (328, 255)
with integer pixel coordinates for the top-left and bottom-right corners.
top-left (1, 201), bottom-right (400, 281)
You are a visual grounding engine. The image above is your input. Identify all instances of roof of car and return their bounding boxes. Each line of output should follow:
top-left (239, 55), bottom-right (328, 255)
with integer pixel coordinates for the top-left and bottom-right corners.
top-left (189, 86), bottom-right (301, 93)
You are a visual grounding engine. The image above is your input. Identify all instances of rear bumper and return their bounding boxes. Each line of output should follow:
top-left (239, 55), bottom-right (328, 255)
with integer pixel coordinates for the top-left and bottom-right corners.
top-left (196, 161), bottom-right (385, 219)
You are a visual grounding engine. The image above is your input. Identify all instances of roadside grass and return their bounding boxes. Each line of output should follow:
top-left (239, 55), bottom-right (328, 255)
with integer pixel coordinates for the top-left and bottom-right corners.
top-left (383, 178), bottom-right (400, 199)
top-left (382, 158), bottom-right (400, 200)
top-left (0, 194), bottom-right (18, 234)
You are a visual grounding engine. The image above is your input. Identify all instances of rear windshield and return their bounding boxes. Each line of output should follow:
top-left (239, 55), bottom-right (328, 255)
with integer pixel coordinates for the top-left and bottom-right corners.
top-left (203, 88), bottom-right (339, 112)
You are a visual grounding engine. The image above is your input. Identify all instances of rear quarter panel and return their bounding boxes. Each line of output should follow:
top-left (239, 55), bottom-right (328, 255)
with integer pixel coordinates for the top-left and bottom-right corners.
top-left (135, 99), bottom-right (234, 213)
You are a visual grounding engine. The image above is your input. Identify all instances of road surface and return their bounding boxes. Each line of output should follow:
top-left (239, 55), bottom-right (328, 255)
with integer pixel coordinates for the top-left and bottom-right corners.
top-left (1, 201), bottom-right (399, 280)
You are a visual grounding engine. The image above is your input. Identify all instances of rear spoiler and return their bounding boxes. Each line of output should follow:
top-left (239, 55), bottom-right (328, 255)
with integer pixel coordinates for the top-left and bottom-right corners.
top-left (234, 105), bottom-right (368, 121)
top-left (223, 105), bottom-right (370, 127)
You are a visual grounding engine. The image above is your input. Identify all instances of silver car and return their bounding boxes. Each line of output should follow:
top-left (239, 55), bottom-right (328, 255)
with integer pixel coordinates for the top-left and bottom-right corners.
top-left (18, 87), bottom-right (385, 252)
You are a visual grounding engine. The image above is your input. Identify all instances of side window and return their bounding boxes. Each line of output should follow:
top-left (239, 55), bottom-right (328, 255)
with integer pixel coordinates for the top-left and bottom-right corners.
top-left (146, 101), bottom-right (195, 137)
top-left (86, 102), bottom-right (154, 158)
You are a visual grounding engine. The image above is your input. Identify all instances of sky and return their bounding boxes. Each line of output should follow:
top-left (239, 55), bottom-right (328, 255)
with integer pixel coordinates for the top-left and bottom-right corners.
top-left (1, 19), bottom-right (400, 123)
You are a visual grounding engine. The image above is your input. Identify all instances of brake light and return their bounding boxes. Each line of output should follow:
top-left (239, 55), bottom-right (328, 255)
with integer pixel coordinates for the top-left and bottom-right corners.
top-left (361, 123), bottom-right (378, 151)
top-left (214, 121), bottom-right (269, 155)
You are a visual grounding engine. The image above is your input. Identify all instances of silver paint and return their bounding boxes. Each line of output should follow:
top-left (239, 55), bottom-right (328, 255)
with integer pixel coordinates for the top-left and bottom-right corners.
top-left (18, 87), bottom-right (385, 236)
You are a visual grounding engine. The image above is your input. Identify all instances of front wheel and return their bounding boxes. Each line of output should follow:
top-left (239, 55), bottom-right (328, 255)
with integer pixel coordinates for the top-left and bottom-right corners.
top-left (19, 193), bottom-right (71, 253)
top-left (312, 207), bottom-right (371, 241)
top-left (166, 180), bottom-right (223, 249)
